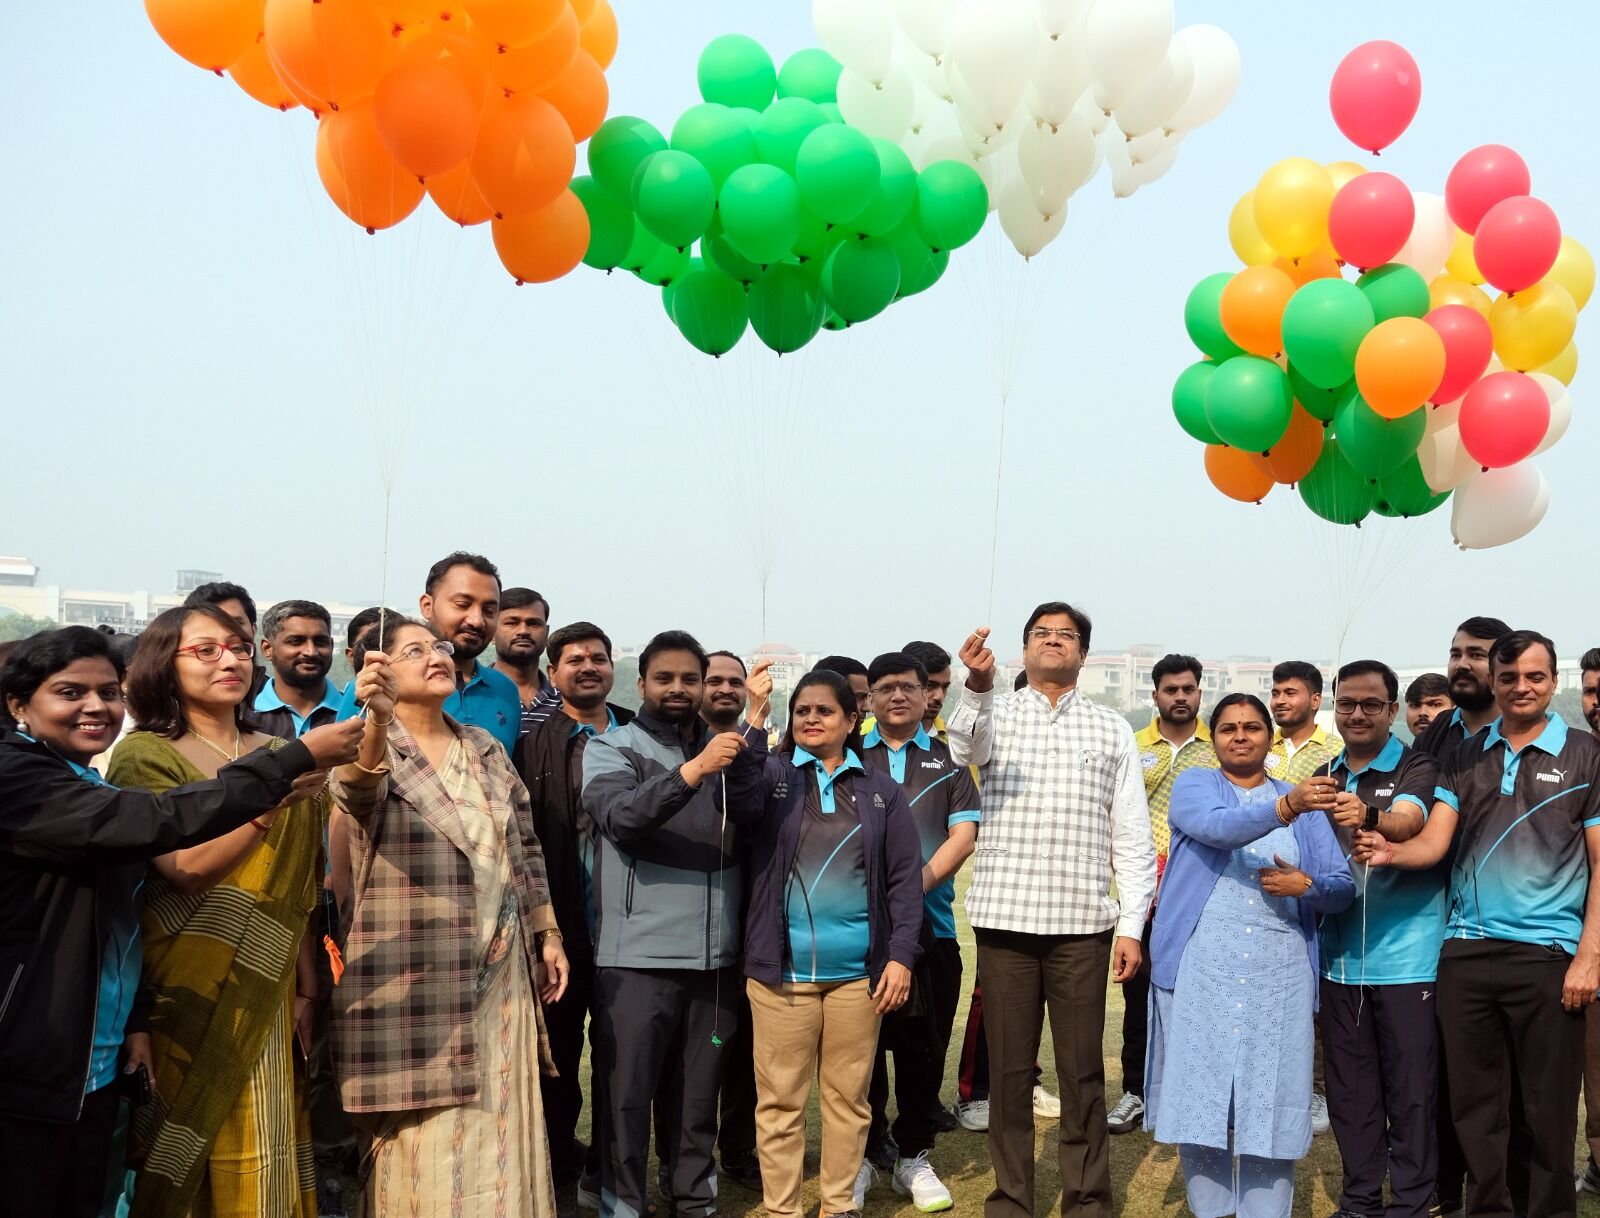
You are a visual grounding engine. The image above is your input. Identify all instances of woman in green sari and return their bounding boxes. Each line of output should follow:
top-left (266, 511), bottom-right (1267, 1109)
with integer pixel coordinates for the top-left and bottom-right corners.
top-left (109, 604), bottom-right (332, 1218)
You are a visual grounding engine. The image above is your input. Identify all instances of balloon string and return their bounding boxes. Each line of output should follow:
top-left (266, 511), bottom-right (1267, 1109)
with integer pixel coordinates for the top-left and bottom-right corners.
top-left (985, 385), bottom-right (1011, 626)
top-left (360, 480), bottom-right (393, 719)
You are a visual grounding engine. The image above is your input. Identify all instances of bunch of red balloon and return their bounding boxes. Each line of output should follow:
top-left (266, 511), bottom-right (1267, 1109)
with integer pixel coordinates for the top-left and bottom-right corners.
top-left (1177, 40), bottom-right (1590, 549)
top-left (145, 0), bottom-right (619, 285)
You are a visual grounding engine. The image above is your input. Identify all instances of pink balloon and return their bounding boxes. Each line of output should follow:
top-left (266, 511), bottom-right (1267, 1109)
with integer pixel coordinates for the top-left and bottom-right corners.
top-left (1327, 171), bottom-right (1415, 269)
top-left (1445, 144), bottom-right (1531, 235)
top-left (1459, 370), bottom-right (1551, 469)
top-left (1424, 304), bottom-right (1494, 404)
top-left (1329, 40), bottom-right (1421, 154)
top-left (1473, 195), bottom-right (1562, 293)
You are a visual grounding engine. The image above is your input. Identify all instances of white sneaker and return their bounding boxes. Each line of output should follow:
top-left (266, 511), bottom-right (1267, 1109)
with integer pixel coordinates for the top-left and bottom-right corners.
top-left (1106, 1091), bottom-right (1144, 1134)
top-left (1310, 1091), bottom-right (1331, 1135)
top-left (576, 1170), bottom-right (600, 1211)
top-left (892, 1151), bottom-right (954, 1213)
top-left (1033, 1084), bottom-right (1061, 1120)
top-left (954, 1098), bottom-right (989, 1132)
top-left (852, 1159), bottom-right (878, 1209)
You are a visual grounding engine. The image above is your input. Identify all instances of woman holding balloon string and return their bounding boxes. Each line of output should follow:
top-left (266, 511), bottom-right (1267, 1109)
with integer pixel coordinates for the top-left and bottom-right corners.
top-left (1144, 693), bottom-right (1353, 1218)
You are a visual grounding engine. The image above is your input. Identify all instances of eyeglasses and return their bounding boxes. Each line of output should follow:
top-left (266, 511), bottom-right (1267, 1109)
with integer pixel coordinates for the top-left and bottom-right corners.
top-left (175, 640), bottom-right (255, 663)
top-left (871, 681), bottom-right (925, 697)
top-left (395, 639), bottom-right (455, 664)
top-left (1333, 697), bottom-right (1392, 716)
top-left (1028, 627), bottom-right (1079, 642)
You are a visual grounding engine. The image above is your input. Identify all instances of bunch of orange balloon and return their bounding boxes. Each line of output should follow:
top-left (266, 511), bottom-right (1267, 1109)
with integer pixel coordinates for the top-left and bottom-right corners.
top-left (145, 0), bottom-right (618, 284)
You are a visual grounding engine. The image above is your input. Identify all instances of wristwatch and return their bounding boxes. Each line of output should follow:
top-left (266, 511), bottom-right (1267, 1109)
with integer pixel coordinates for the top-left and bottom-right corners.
top-left (1362, 804), bottom-right (1380, 832)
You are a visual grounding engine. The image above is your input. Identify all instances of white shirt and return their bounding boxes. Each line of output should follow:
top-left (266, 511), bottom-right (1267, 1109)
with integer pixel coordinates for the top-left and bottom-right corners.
top-left (947, 682), bottom-right (1157, 939)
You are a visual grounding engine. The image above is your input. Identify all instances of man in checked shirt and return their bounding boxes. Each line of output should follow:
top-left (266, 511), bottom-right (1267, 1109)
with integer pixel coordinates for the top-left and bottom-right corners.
top-left (948, 602), bottom-right (1157, 1218)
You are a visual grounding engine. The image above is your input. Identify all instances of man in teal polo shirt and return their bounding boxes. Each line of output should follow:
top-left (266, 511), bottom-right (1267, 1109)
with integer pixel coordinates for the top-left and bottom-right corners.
top-left (254, 600), bottom-right (343, 740)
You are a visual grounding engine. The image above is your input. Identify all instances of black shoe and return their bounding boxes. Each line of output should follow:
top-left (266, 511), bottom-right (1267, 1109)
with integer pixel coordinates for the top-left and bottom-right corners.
top-left (555, 1182), bottom-right (579, 1218)
top-left (930, 1105), bottom-right (960, 1133)
top-left (865, 1133), bottom-right (898, 1171)
top-left (1327, 1211), bottom-right (1372, 1218)
top-left (316, 1177), bottom-right (349, 1218)
top-left (721, 1151), bottom-right (762, 1190)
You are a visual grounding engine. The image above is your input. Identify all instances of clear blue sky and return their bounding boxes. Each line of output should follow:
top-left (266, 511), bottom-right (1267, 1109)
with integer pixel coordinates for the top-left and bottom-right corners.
top-left (4, 3), bottom-right (1596, 670)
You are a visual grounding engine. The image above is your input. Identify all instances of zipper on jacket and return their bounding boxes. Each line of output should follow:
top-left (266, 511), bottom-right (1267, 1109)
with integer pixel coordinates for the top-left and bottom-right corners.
top-left (624, 859), bottom-right (636, 917)
top-left (0, 963), bottom-right (20, 1024)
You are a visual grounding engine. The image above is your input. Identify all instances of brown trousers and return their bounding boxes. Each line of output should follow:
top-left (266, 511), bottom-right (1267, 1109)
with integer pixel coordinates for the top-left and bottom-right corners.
top-left (976, 927), bottom-right (1115, 1218)
top-left (747, 977), bottom-right (881, 1218)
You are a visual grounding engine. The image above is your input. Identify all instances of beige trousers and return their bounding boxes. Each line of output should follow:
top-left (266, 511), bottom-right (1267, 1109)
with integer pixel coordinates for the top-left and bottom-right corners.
top-left (747, 977), bottom-right (881, 1218)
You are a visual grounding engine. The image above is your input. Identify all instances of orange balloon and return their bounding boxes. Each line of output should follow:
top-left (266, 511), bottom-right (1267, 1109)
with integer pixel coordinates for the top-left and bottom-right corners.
top-left (146, 0), bottom-right (261, 72)
top-left (568, 0), bottom-right (597, 21)
top-left (1204, 445), bottom-right (1274, 504)
top-left (374, 0), bottom-right (435, 27)
top-left (491, 188), bottom-right (590, 283)
top-left (264, 0), bottom-right (395, 111)
top-left (538, 50), bottom-right (607, 140)
top-left (374, 62), bottom-right (478, 176)
top-left (1219, 265), bottom-right (1296, 357)
top-left (1273, 245), bottom-right (1342, 288)
top-left (1428, 274), bottom-right (1492, 318)
top-left (1354, 317), bottom-right (1446, 419)
top-left (229, 34), bottom-right (301, 111)
top-left (1248, 404), bottom-right (1325, 484)
top-left (400, 27), bottom-right (493, 98)
top-left (490, 5), bottom-right (578, 94)
top-left (470, 92), bottom-right (576, 217)
top-left (577, 0), bottom-right (616, 70)
top-left (427, 160), bottom-right (495, 224)
top-left (462, 0), bottom-right (567, 48)
top-left (316, 99), bottom-right (427, 231)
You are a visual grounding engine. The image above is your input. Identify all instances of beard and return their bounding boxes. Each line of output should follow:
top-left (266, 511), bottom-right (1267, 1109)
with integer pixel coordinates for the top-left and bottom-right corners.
top-left (498, 639), bottom-right (543, 668)
top-left (650, 697), bottom-right (700, 724)
top-left (1159, 704), bottom-right (1195, 725)
top-left (1451, 672), bottom-right (1494, 712)
top-left (277, 661), bottom-right (329, 692)
top-left (703, 699), bottom-right (743, 730)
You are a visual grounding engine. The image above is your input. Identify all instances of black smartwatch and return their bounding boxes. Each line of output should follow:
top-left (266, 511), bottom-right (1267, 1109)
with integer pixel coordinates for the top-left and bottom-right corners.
top-left (1362, 804), bottom-right (1381, 832)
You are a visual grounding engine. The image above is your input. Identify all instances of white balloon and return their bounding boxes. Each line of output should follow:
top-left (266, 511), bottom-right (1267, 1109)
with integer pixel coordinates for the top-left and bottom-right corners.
top-left (945, 0), bottom-right (1041, 131)
top-left (1417, 400), bottom-right (1478, 492)
top-left (902, 42), bottom-right (954, 103)
top-left (1037, 0), bottom-right (1093, 40)
top-left (1025, 27), bottom-right (1091, 126)
top-left (1000, 169), bottom-right (1067, 256)
top-left (1125, 126), bottom-right (1178, 165)
top-left (1529, 372), bottom-right (1573, 455)
top-left (1075, 89), bottom-right (1111, 135)
top-left (1113, 43), bottom-right (1192, 137)
top-left (813, 0), bottom-right (895, 84)
top-left (1451, 463), bottom-right (1550, 549)
top-left (1017, 112), bottom-right (1096, 213)
top-left (958, 100), bottom-right (1026, 159)
top-left (1165, 24), bottom-right (1240, 131)
top-left (1117, 139), bottom-right (1180, 197)
top-left (1084, 0), bottom-right (1174, 110)
top-left (894, 0), bottom-right (956, 59)
top-left (837, 63), bottom-right (916, 141)
top-left (1395, 191), bottom-right (1452, 282)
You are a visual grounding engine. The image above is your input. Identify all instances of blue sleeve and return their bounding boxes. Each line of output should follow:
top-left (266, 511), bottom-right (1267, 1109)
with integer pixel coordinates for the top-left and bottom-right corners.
top-left (1299, 811), bottom-right (1355, 915)
top-left (1168, 769), bottom-right (1281, 849)
top-left (946, 762), bottom-right (982, 829)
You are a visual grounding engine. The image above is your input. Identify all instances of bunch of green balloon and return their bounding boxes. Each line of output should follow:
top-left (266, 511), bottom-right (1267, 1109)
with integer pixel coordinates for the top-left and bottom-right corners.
top-left (572, 34), bottom-right (988, 356)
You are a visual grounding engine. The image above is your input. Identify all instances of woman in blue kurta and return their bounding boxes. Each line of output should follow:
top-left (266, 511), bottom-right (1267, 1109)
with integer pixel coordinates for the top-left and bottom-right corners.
top-left (1145, 693), bottom-right (1354, 1218)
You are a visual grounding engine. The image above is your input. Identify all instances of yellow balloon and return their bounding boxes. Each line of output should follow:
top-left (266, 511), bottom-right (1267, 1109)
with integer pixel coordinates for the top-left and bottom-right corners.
top-left (1429, 275), bottom-right (1492, 318)
top-left (1445, 226), bottom-right (1484, 285)
top-left (1536, 341), bottom-right (1578, 386)
top-left (1325, 160), bottom-right (1366, 191)
top-left (1229, 190), bottom-right (1275, 266)
top-left (1490, 282), bottom-right (1577, 372)
top-left (1547, 236), bottom-right (1595, 312)
top-left (1253, 157), bottom-right (1335, 261)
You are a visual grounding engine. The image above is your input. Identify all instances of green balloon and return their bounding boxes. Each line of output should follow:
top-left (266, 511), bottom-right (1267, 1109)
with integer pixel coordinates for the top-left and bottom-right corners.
top-left (1375, 456), bottom-right (1451, 518)
top-left (776, 48), bottom-right (842, 104)
top-left (791, 207), bottom-right (836, 264)
top-left (697, 34), bottom-right (776, 111)
top-left (620, 222), bottom-right (659, 274)
top-left (633, 239), bottom-right (691, 287)
top-left (1357, 263), bottom-right (1431, 323)
top-left (1287, 363), bottom-right (1347, 422)
top-left (795, 125), bottom-right (881, 224)
top-left (885, 222), bottom-right (948, 297)
top-left (1172, 361), bottom-right (1222, 444)
top-left (670, 103), bottom-right (756, 191)
top-left (754, 97), bottom-right (826, 175)
top-left (819, 102), bottom-right (843, 123)
top-left (631, 150), bottom-right (716, 250)
top-left (1299, 440), bottom-right (1376, 525)
top-left (703, 234), bottom-right (763, 285)
top-left (1184, 273), bottom-right (1245, 362)
top-left (849, 139), bottom-right (917, 237)
top-left (749, 262), bottom-right (825, 354)
top-left (916, 160), bottom-right (988, 251)
top-left (718, 163), bottom-right (803, 266)
top-left (670, 262), bottom-right (749, 357)
top-left (1204, 355), bottom-right (1293, 452)
top-left (588, 116), bottom-right (668, 202)
top-left (1281, 278), bottom-right (1375, 389)
top-left (570, 175), bottom-right (632, 270)
top-left (822, 236), bottom-right (901, 323)
top-left (1333, 388), bottom-right (1425, 479)
top-left (729, 106), bottom-right (763, 132)
top-left (823, 309), bottom-right (849, 332)
top-left (661, 255), bottom-right (699, 322)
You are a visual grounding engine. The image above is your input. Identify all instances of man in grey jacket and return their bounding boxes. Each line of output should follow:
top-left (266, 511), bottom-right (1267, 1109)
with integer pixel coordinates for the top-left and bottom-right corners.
top-left (582, 630), bottom-right (766, 1218)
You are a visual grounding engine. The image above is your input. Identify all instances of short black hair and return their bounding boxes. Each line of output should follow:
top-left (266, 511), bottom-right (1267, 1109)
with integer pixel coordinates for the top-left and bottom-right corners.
top-left (1489, 629), bottom-right (1557, 674)
top-left (425, 552), bottom-right (501, 596)
top-left (1209, 692), bottom-right (1271, 737)
top-left (1335, 659), bottom-right (1399, 702)
top-left (0, 626), bottom-right (125, 728)
top-left (902, 640), bottom-right (951, 673)
top-left (184, 581), bottom-right (257, 629)
top-left (548, 622), bottom-right (614, 667)
top-left (501, 587), bottom-right (550, 617)
top-left (867, 652), bottom-right (929, 687)
top-left (1013, 671), bottom-right (1028, 691)
top-left (1457, 615), bottom-right (1512, 643)
top-left (1272, 660), bottom-right (1323, 696)
top-left (779, 669), bottom-right (865, 758)
top-left (1404, 672), bottom-right (1450, 704)
top-left (706, 649), bottom-right (747, 676)
top-left (262, 599), bottom-right (331, 639)
top-left (1023, 601), bottom-right (1092, 650)
top-left (346, 606), bottom-right (403, 651)
top-left (814, 655), bottom-right (868, 680)
top-left (639, 629), bottom-right (708, 678)
top-left (1152, 653), bottom-right (1202, 688)
top-left (353, 615), bottom-right (435, 673)
top-left (1579, 648), bottom-right (1600, 676)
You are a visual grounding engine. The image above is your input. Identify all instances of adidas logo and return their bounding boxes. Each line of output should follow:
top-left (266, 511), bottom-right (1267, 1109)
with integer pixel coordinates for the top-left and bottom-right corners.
top-left (872, 793), bottom-right (885, 808)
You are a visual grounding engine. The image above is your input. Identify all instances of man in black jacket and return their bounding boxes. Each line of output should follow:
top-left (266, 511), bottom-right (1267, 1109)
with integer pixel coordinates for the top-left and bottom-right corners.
top-left (516, 621), bottom-right (634, 1218)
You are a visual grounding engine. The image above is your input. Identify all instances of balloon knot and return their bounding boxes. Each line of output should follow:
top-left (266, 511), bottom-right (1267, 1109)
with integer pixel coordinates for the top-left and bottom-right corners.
top-left (514, 278), bottom-right (525, 286)
top-left (213, 68), bottom-right (224, 77)
top-left (329, 100), bottom-right (341, 112)
top-left (365, 226), bottom-right (376, 236)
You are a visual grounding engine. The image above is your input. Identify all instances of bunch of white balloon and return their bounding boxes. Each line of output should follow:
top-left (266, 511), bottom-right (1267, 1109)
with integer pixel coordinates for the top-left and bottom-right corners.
top-left (812, 0), bottom-right (1241, 258)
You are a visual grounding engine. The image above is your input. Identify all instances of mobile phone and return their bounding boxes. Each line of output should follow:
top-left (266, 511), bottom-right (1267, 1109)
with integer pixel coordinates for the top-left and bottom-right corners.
top-left (122, 1062), bottom-right (153, 1107)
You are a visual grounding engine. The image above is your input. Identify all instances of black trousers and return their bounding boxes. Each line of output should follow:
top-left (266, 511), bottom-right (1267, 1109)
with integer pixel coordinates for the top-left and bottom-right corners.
top-left (1437, 940), bottom-right (1585, 1218)
top-left (544, 953), bottom-right (598, 1186)
top-left (0, 1083), bottom-right (121, 1218)
top-left (716, 970), bottom-right (757, 1162)
top-left (869, 936), bottom-right (963, 1157)
top-left (1319, 978), bottom-right (1437, 1218)
top-left (595, 966), bottom-right (737, 1218)
top-left (1117, 919), bottom-right (1155, 1099)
